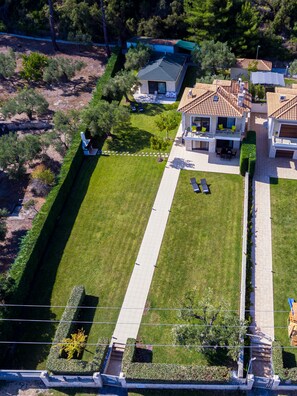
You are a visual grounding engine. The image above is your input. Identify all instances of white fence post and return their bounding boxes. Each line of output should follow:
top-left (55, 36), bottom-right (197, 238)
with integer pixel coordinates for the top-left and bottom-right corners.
top-left (40, 371), bottom-right (50, 387)
top-left (93, 372), bottom-right (103, 387)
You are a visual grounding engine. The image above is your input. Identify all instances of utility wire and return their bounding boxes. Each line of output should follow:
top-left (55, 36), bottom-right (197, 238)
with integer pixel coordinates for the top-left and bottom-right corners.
top-left (0, 317), bottom-right (290, 329)
top-left (0, 303), bottom-right (292, 313)
top-left (0, 341), bottom-right (288, 348)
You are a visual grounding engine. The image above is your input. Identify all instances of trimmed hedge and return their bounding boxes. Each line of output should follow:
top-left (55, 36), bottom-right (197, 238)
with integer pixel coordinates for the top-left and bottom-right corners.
top-left (272, 340), bottom-right (297, 383)
top-left (46, 285), bottom-right (109, 374)
top-left (122, 339), bottom-right (230, 384)
top-left (240, 130), bottom-right (256, 177)
top-left (91, 49), bottom-right (123, 105)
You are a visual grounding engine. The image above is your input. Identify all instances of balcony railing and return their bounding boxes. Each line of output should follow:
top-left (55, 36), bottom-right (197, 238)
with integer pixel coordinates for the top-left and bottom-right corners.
top-left (215, 128), bottom-right (241, 138)
top-left (274, 136), bottom-right (297, 146)
top-left (184, 129), bottom-right (214, 139)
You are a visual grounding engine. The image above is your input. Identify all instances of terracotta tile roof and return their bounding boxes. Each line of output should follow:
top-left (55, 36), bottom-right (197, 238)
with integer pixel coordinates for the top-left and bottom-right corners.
top-left (267, 91), bottom-right (297, 120)
top-left (178, 80), bottom-right (251, 117)
top-left (235, 58), bottom-right (272, 71)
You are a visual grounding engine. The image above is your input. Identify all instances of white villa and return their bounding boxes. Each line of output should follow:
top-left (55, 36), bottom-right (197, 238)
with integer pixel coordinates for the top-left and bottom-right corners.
top-left (267, 85), bottom-right (297, 159)
top-left (178, 80), bottom-right (252, 153)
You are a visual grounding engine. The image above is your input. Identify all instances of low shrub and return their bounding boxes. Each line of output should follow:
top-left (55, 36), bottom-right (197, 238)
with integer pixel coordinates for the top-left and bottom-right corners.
top-left (150, 136), bottom-right (170, 151)
top-left (240, 130), bottom-right (256, 177)
top-left (47, 286), bottom-right (108, 374)
top-left (31, 164), bottom-right (55, 186)
top-left (122, 339), bottom-right (230, 384)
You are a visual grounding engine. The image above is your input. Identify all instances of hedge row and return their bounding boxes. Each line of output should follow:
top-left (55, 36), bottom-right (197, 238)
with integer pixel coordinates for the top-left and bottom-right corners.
top-left (272, 341), bottom-right (297, 382)
top-left (46, 285), bottom-right (108, 375)
top-left (91, 49), bottom-right (123, 105)
top-left (122, 339), bottom-right (230, 384)
top-left (239, 130), bottom-right (256, 177)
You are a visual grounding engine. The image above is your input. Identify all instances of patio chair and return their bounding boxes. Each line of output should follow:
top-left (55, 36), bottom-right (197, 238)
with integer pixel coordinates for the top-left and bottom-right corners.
top-left (201, 127), bottom-right (207, 133)
top-left (200, 178), bottom-right (210, 194)
top-left (218, 124), bottom-right (224, 130)
top-left (231, 125), bottom-right (236, 132)
top-left (190, 177), bottom-right (200, 193)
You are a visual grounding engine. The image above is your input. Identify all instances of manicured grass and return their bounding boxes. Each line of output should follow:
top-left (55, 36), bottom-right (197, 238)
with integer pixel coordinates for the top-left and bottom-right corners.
top-left (137, 171), bottom-right (244, 365)
top-left (271, 177), bottom-right (297, 367)
top-left (104, 102), bottom-right (180, 153)
top-left (14, 156), bottom-right (165, 369)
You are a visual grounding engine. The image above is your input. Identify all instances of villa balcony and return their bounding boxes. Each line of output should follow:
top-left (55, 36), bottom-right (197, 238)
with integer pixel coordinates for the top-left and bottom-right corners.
top-left (215, 128), bottom-right (241, 140)
top-left (273, 136), bottom-right (297, 148)
top-left (184, 129), bottom-right (215, 142)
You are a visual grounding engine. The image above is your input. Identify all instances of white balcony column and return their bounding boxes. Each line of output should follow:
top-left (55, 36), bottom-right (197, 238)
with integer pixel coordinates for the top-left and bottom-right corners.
top-left (293, 151), bottom-right (297, 160)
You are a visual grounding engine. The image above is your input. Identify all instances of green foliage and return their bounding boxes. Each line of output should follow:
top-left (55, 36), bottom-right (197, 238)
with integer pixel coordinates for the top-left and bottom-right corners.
top-left (57, 328), bottom-right (87, 360)
top-left (81, 100), bottom-right (130, 137)
top-left (43, 57), bottom-right (85, 83)
top-left (51, 110), bottom-right (81, 155)
top-left (0, 49), bottom-right (16, 79)
top-left (122, 338), bottom-right (230, 383)
top-left (154, 110), bottom-right (180, 139)
top-left (124, 43), bottom-right (151, 71)
top-left (47, 285), bottom-right (108, 374)
top-left (103, 70), bottom-right (140, 101)
top-left (31, 164), bottom-right (55, 186)
top-left (289, 60), bottom-right (297, 76)
top-left (232, 1), bottom-right (261, 56)
top-left (150, 136), bottom-right (170, 151)
top-left (272, 341), bottom-right (286, 380)
top-left (20, 52), bottom-right (48, 81)
top-left (240, 130), bottom-right (256, 177)
top-left (172, 287), bottom-right (247, 362)
top-left (1, 88), bottom-right (49, 120)
top-left (23, 199), bottom-right (36, 210)
top-left (0, 208), bottom-right (8, 241)
top-left (193, 40), bottom-right (236, 75)
top-left (0, 133), bottom-right (41, 179)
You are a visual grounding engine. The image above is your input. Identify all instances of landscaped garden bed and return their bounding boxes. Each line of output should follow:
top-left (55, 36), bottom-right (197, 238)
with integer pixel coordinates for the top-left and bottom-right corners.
top-left (137, 170), bottom-right (244, 366)
top-left (271, 177), bottom-right (297, 370)
top-left (12, 155), bottom-right (165, 369)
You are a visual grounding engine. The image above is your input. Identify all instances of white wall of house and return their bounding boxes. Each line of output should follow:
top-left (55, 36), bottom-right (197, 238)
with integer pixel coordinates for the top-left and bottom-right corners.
top-left (139, 80), bottom-right (149, 94)
top-left (185, 140), bottom-right (192, 151)
top-left (166, 81), bottom-right (176, 92)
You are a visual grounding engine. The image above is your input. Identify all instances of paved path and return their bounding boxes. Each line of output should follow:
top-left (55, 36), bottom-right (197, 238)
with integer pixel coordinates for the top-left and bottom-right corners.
top-left (250, 113), bottom-right (297, 376)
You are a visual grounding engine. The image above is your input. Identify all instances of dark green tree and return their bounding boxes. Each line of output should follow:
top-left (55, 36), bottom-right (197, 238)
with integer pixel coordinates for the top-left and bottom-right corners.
top-left (193, 40), bottom-right (235, 75)
top-left (232, 1), bottom-right (261, 56)
top-left (103, 70), bottom-right (140, 101)
top-left (0, 209), bottom-right (8, 241)
top-left (124, 43), bottom-right (151, 71)
top-left (173, 288), bottom-right (247, 362)
top-left (289, 60), bottom-right (297, 76)
top-left (155, 110), bottom-right (180, 139)
top-left (1, 88), bottom-right (49, 120)
top-left (50, 109), bottom-right (80, 155)
top-left (0, 133), bottom-right (41, 179)
top-left (48, 0), bottom-right (59, 51)
top-left (81, 100), bottom-right (130, 137)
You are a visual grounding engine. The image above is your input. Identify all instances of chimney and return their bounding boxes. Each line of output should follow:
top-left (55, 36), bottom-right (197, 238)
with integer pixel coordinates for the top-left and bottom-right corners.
top-left (239, 82), bottom-right (245, 93)
top-left (187, 89), bottom-right (193, 99)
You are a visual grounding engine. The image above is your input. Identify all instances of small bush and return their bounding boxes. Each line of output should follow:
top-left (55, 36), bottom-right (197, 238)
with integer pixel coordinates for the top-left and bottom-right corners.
top-left (21, 52), bottom-right (48, 81)
top-left (122, 338), bottom-right (230, 384)
top-left (31, 164), bottom-right (55, 185)
top-left (23, 199), bottom-right (36, 210)
top-left (240, 130), bottom-right (256, 177)
top-left (43, 58), bottom-right (85, 83)
top-left (150, 136), bottom-right (170, 151)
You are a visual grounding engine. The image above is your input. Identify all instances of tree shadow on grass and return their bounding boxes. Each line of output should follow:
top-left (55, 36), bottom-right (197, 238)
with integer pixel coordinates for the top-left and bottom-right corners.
top-left (283, 349), bottom-right (297, 369)
top-left (9, 157), bottom-right (100, 370)
top-left (107, 128), bottom-right (153, 153)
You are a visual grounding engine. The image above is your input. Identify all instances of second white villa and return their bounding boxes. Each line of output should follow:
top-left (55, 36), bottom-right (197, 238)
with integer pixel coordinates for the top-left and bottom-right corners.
top-left (178, 79), bottom-right (252, 154)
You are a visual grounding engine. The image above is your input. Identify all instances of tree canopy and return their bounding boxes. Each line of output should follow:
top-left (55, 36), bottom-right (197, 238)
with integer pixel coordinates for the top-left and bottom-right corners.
top-left (103, 70), bottom-right (140, 101)
top-left (124, 43), bottom-right (151, 71)
top-left (194, 40), bottom-right (236, 75)
top-left (173, 288), bottom-right (247, 362)
top-left (0, 49), bottom-right (16, 79)
top-left (1, 88), bottom-right (49, 120)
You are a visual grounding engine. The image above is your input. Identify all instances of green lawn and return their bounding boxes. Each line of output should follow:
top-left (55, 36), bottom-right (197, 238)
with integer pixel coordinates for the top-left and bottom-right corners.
top-left (14, 156), bottom-right (165, 369)
top-left (137, 171), bottom-right (244, 365)
top-left (271, 177), bottom-right (297, 367)
top-left (104, 102), bottom-right (180, 153)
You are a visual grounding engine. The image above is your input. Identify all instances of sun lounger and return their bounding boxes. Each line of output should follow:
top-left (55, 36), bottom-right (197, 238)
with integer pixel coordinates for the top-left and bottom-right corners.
top-left (190, 177), bottom-right (200, 193)
top-left (200, 178), bottom-right (209, 194)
